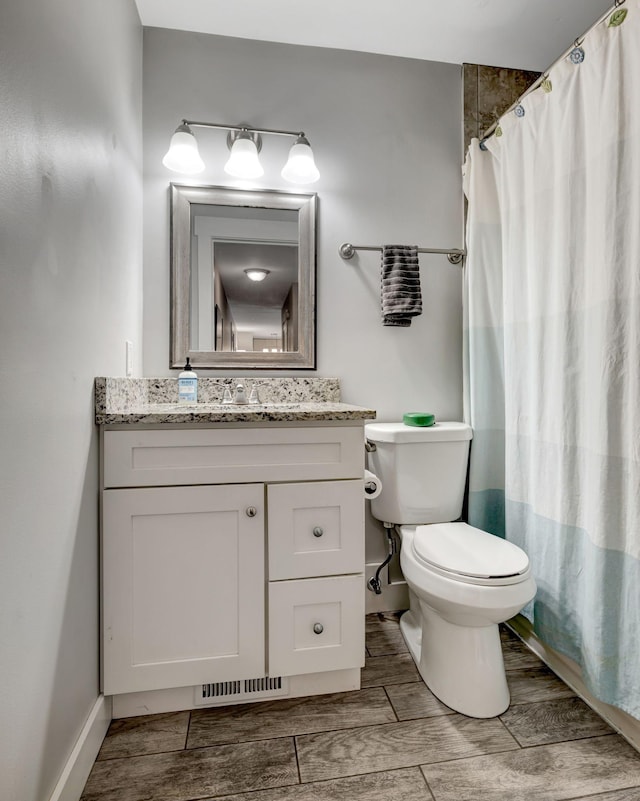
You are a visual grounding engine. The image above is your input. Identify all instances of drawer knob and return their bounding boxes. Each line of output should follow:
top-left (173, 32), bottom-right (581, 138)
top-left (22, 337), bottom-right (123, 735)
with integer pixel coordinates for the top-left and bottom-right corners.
top-left (313, 622), bottom-right (324, 635)
top-left (246, 507), bottom-right (258, 517)
top-left (312, 526), bottom-right (324, 538)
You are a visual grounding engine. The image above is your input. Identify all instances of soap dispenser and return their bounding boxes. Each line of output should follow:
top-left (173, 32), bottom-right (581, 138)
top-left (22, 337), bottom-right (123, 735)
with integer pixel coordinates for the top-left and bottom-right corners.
top-left (178, 357), bottom-right (198, 404)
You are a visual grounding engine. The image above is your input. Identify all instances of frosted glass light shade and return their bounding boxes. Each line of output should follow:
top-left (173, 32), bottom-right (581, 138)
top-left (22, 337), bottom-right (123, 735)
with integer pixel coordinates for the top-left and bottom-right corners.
top-left (224, 136), bottom-right (264, 178)
top-left (244, 268), bottom-right (270, 282)
top-left (162, 126), bottom-right (205, 174)
top-left (281, 136), bottom-right (320, 184)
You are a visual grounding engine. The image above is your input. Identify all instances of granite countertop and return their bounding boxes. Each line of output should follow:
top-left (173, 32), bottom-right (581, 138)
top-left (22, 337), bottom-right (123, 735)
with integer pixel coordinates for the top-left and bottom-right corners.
top-left (95, 377), bottom-right (376, 425)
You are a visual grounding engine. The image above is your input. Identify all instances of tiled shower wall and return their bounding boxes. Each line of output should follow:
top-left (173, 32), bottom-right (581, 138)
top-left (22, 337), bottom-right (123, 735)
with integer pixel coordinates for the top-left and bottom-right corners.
top-left (463, 63), bottom-right (540, 152)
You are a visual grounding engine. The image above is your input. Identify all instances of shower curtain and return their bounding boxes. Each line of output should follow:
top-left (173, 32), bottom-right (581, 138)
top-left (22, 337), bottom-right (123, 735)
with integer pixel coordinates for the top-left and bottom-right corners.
top-left (464, 2), bottom-right (640, 717)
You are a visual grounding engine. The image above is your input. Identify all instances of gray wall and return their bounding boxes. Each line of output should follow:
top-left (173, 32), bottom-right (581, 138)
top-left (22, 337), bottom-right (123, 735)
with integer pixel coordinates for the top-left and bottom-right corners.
top-left (0, 1), bottom-right (142, 799)
top-left (143, 30), bottom-right (463, 412)
top-left (143, 29), bottom-right (463, 567)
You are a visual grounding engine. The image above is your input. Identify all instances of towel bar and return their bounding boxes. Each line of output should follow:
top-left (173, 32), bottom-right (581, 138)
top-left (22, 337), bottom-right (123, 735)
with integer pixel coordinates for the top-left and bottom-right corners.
top-left (339, 242), bottom-right (465, 265)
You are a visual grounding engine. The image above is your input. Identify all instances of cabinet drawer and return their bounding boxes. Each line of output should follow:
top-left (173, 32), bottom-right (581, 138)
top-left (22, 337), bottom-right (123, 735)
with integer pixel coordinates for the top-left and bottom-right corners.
top-left (268, 575), bottom-right (364, 677)
top-left (268, 481), bottom-right (364, 580)
top-left (104, 426), bottom-right (364, 488)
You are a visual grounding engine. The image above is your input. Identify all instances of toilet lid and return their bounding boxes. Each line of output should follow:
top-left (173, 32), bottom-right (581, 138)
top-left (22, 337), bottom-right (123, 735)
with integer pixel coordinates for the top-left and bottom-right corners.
top-left (412, 522), bottom-right (529, 579)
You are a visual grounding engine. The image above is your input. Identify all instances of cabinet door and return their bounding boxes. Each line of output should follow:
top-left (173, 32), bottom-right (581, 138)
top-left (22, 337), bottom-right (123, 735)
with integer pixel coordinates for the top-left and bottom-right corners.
top-left (268, 480), bottom-right (364, 579)
top-left (103, 484), bottom-right (264, 695)
top-left (268, 575), bottom-right (365, 677)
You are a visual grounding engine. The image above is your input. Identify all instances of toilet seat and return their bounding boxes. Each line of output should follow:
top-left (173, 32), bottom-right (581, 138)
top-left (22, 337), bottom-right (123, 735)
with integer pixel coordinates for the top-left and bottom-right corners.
top-left (411, 522), bottom-right (531, 587)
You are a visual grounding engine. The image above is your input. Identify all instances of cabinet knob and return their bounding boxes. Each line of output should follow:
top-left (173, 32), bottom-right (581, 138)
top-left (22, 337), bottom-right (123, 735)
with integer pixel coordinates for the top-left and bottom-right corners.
top-left (313, 622), bottom-right (324, 635)
top-left (246, 507), bottom-right (258, 517)
top-left (312, 526), bottom-right (324, 538)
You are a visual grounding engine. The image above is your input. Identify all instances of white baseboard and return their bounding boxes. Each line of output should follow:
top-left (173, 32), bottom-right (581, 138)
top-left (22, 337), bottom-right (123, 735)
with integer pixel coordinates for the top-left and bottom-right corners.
top-left (364, 563), bottom-right (409, 614)
top-left (508, 615), bottom-right (640, 752)
top-left (48, 695), bottom-right (112, 801)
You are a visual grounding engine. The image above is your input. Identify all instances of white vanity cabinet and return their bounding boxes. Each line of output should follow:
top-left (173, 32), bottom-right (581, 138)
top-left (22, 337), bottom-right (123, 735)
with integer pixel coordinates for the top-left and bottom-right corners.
top-left (101, 424), bottom-right (366, 702)
top-left (266, 479), bottom-right (365, 678)
top-left (102, 483), bottom-right (265, 695)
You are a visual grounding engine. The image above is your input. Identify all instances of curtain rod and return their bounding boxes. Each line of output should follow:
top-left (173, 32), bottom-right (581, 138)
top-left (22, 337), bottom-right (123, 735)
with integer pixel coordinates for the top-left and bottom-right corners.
top-left (339, 242), bottom-right (465, 265)
top-left (482, 0), bottom-right (626, 141)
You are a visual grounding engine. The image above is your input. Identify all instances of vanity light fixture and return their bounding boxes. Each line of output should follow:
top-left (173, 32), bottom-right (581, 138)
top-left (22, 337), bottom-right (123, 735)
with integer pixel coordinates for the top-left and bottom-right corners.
top-left (162, 123), bottom-right (206, 174)
top-left (244, 268), bottom-right (270, 282)
top-left (224, 131), bottom-right (264, 179)
top-left (162, 120), bottom-right (320, 184)
top-left (281, 135), bottom-right (320, 184)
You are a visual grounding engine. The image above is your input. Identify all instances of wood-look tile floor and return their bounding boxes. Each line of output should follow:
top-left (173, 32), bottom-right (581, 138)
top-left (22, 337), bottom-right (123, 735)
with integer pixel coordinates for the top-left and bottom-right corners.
top-left (81, 614), bottom-right (640, 801)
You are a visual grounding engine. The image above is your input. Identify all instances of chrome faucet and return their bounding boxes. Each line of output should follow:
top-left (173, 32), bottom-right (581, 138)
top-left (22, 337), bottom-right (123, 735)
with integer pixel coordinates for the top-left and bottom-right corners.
top-left (248, 384), bottom-right (260, 404)
top-left (218, 382), bottom-right (260, 405)
top-left (232, 383), bottom-right (248, 405)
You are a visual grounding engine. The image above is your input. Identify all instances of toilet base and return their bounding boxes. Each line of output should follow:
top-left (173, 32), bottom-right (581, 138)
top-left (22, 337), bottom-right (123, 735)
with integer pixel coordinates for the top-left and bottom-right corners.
top-left (399, 605), bottom-right (510, 718)
top-left (399, 607), bottom-right (422, 664)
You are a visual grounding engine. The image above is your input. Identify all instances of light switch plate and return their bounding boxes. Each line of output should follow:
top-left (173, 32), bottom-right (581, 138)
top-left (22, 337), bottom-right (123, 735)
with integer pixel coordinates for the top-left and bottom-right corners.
top-left (125, 341), bottom-right (133, 377)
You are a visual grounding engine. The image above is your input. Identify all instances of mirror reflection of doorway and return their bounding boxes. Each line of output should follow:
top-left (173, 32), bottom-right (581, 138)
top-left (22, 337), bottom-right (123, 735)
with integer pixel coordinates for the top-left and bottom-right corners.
top-left (211, 241), bottom-right (298, 353)
top-left (214, 304), bottom-right (223, 351)
top-left (189, 204), bottom-right (299, 353)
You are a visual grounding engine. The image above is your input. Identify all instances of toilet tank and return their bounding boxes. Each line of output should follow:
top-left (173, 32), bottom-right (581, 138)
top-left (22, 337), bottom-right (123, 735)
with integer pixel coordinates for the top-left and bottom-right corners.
top-left (365, 422), bottom-right (473, 525)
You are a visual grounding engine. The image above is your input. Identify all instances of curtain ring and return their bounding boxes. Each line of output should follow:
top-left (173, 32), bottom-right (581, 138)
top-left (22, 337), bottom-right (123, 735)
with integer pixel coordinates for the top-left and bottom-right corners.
top-left (574, 37), bottom-right (584, 47)
top-left (614, 0), bottom-right (625, 6)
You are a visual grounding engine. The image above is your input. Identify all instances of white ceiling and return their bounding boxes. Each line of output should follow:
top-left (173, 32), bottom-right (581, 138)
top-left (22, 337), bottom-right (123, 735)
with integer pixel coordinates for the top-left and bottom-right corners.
top-left (134, 0), bottom-right (614, 72)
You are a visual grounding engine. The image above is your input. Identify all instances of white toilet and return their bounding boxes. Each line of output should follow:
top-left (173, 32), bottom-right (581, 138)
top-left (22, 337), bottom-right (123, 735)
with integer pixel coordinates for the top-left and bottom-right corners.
top-left (365, 421), bottom-right (536, 718)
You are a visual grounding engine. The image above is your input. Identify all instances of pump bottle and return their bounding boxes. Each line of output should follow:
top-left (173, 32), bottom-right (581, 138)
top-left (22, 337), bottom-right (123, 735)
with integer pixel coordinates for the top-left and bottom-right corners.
top-left (178, 357), bottom-right (198, 403)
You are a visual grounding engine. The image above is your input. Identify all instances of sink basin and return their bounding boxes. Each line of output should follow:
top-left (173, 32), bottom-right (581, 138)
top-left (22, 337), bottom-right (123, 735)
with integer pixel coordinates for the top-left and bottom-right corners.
top-left (246, 403), bottom-right (303, 410)
top-left (164, 402), bottom-right (304, 411)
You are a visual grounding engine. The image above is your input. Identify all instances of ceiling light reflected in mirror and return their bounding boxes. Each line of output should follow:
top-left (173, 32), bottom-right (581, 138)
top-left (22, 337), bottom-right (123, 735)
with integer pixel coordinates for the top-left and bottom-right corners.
top-left (244, 268), bottom-right (270, 282)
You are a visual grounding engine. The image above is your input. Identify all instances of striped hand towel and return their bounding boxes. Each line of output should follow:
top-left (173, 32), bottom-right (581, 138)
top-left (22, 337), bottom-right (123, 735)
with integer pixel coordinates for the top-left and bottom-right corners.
top-left (381, 245), bottom-right (422, 326)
